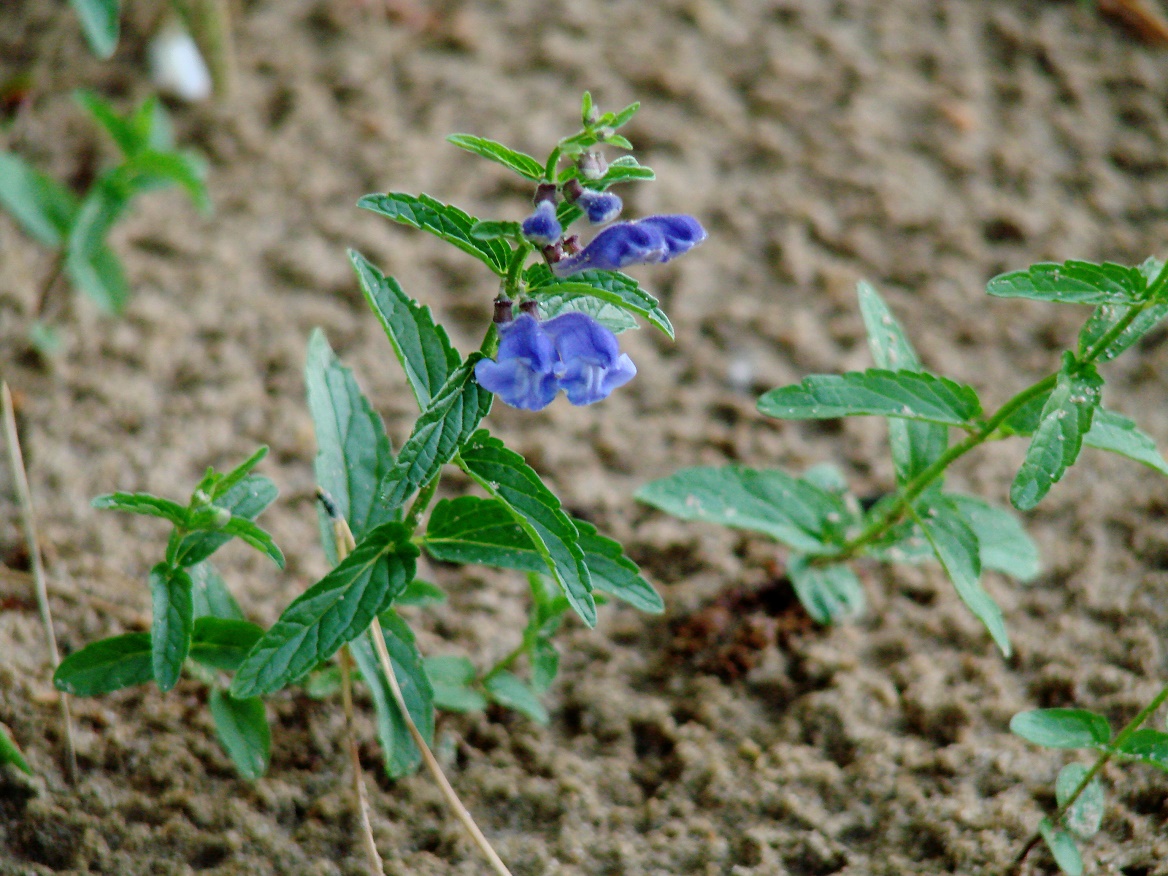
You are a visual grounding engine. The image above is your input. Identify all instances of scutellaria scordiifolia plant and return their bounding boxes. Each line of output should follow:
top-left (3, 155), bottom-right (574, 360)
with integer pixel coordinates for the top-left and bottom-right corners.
top-left (53, 94), bottom-right (704, 784)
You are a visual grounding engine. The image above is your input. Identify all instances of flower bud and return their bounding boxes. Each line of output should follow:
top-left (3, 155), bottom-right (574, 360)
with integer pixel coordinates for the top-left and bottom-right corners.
top-left (578, 190), bottom-right (623, 224)
top-left (521, 200), bottom-right (562, 247)
top-left (577, 151), bottom-right (608, 181)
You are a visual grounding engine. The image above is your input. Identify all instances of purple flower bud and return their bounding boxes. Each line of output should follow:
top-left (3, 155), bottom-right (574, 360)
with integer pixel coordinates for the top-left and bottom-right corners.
top-left (577, 189), bottom-right (623, 224)
top-left (521, 200), bottom-right (562, 247)
top-left (543, 312), bottom-right (637, 405)
top-left (474, 314), bottom-right (560, 411)
top-left (550, 213), bottom-right (705, 277)
top-left (635, 214), bottom-right (707, 259)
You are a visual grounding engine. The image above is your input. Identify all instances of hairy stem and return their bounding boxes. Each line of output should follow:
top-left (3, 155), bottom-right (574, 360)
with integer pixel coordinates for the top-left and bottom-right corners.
top-left (402, 475), bottom-right (440, 535)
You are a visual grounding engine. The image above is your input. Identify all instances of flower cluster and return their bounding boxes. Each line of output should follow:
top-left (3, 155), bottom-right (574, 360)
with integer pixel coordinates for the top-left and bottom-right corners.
top-left (474, 312), bottom-right (636, 411)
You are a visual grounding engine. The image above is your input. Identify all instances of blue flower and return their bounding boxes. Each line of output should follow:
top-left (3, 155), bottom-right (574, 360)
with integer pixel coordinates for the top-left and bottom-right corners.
top-left (543, 312), bottom-right (637, 405)
top-left (551, 214), bottom-right (706, 277)
top-left (521, 200), bottom-right (561, 247)
top-left (577, 189), bottom-right (623, 224)
top-left (473, 314), bottom-right (560, 411)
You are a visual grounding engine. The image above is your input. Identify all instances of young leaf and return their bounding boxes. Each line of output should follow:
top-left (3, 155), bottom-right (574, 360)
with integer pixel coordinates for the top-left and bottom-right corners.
top-left (572, 519), bottom-right (664, 614)
top-left (558, 156), bottom-right (656, 187)
top-left (211, 447), bottom-right (270, 501)
top-left (357, 192), bottom-right (510, 275)
top-left (786, 556), bottom-right (864, 624)
top-left (1115, 728), bottom-right (1168, 769)
top-left (306, 329), bottom-right (396, 564)
top-left (0, 152), bottom-right (79, 247)
top-left (150, 564), bottom-right (194, 693)
top-left (947, 495), bottom-right (1041, 582)
top-left (230, 523), bottom-right (418, 698)
top-left (423, 495), bottom-right (543, 571)
top-left (349, 249), bottom-right (461, 410)
top-left (189, 617), bottom-right (265, 672)
top-left (75, 90), bottom-right (141, 156)
top-left (348, 611), bottom-right (434, 778)
top-left (458, 430), bottom-right (596, 628)
top-left (1039, 818), bottom-right (1084, 876)
top-left (857, 281), bottom-right (948, 483)
top-left (66, 240), bottom-right (129, 314)
top-left (1055, 763), bottom-right (1104, 838)
top-left (172, 475), bottom-right (279, 568)
top-left (1010, 709), bottom-right (1111, 749)
top-left (217, 517), bottom-right (284, 568)
top-left (912, 497), bottom-right (1010, 656)
top-left (484, 671), bottom-right (548, 724)
top-left (758, 370), bottom-right (983, 428)
top-left (208, 689), bottom-right (270, 781)
top-left (424, 655), bottom-right (488, 712)
top-left (445, 134), bottom-right (545, 181)
top-left (113, 150), bottom-right (210, 213)
top-left (70, 0), bottom-right (120, 58)
top-left (1082, 408), bottom-right (1168, 477)
top-left (1011, 354), bottom-right (1103, 511)
top-left (91, 491), bottom-right (189, 525)
top-left (528, 638), bottom-right (559, 692)
top-left (1077, 300), bottom-right (1168, 363)
top-left (374, 359), bottom-right (493, 512)
top-left (525, 263), bottom-right (674, 339)
top-left (54, 632), bottom-right (154, 695)
top-left (988, 260), bottom-right (1146, 305)
top-left (0, 723), bottom-right (32, 776)
top-left (636, 465), bottom-right (846, 554)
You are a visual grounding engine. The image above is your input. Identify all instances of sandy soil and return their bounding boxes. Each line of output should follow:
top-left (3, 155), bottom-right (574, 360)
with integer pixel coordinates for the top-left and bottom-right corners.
top-left (2, 1), bottom-right (1168, 873)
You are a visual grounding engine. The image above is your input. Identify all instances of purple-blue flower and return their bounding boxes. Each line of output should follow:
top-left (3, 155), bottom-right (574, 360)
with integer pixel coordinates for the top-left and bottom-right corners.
top-left (551, 214), bottom-right (706, 277)
top-left (544, 312), bottom-right (637, 405)
top-left (474, 314), bottom-right (560, 411)
top-left (577, 189), bottom-right (623, 224)
top-left (521, 200), bottom-right (562, 247)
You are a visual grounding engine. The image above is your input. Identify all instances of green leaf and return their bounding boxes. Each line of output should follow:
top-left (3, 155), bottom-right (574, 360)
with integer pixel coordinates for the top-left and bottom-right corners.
top-left (1082, 408), bottom-right (1168, 477)
top-left (558, 156), bottom-right (656, 187)
top-left (349, 250), bottom-right (461, 410)
top-left (211, 447), bottom-right (270, 502)
top-left (54, 632), bottom-right (154, 695)
top-left (469, 220), bottom-right (524, 241)
top-left (1115, 728), bottom-right (1168, 771)
top-left (397, 579), bottom-right (446, 606)
top-left (306, 329), bottom-right (396, 565)
top-left (1011, 354), bottom-right (1103, 511)
top-left (70, 0), bottom-right (120, 58)
top-left (1039, 818), bottom-right (1083, 876)
top-left (75, 89), bottom-right (140, 156)
top-left (66, 240), bottom-right (129, 313)
top-left (525, 263), bottom-right (674, 339)
top-left (91, 491), bottom-right (189, 525)
top-left (947, 495), bottom-right (1041, 582)
top-left (230, 522), bottom-right (418, 698)
top-left (0, 151), bottom-right (79, 247)
top-left (1056, 763), bottom-right (1104, 838)
top-left (484, 671), bottom-right (548, 724)
top-left (786, 556), bottom-right (864, 624)
top-left (913, 497), bottom-right (1010, 655)
top-left (573, 519), bottom-right (664, 614)
top-left (150, 564), bottom-right (194, 693)
top-left (1078, 300), bottom-right (1168, 363)
top-left (1010, 709), bottom-right (1111, 749)
top-left (172, 475), bottom-right (279, 568)
top-left (217, 517), bottom-right (284, 568)
top-left (305, 665), bottom-right (343, 700)
top-left (357, 192), bottom-right (510, 275)
top-left (528, 637), bottom-right (559, 692)
top-left (988, 260), bottom-right (1146, 305)
top-left (424, 655), bottom-right (487, 712)
top-left (374, 358), bottom-right (493, 512)
top-left (636, 465), bottom-right (846, 554)
top-left (458, 431), bottom-right (596, 628)
top-left (349, 611), bottom-right (433, 778)
top-left (112, 150), bottom-right (210, 213)
top-left (536, 290), bottom-right (639, 334)
top-left (424, 495), bottom-right (542, 570)
top-left (0, 723), bottom-right (32, 775)
top-left (189, 617), bottom-right (264, 672)
top-left (758, 369), bottom-right (983, 428)
top-left (445, 134), bottom-right (545, 181)
top-left (208, 689), bottom-right (270, 781)
top-left (857, 281), bottom-right (948, 483)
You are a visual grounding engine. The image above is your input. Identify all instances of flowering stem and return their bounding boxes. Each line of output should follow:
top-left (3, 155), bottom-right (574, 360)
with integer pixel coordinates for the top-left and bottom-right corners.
top-left (503, 242), bottom-right (531, 300)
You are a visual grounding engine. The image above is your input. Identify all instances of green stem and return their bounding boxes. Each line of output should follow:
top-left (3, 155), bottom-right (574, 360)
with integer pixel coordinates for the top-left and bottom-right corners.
top-left (1007, 684), bottom-right (1168, 875)
top-left (403, 475), bottom-right (440, 535)
top-left (543, 147), bottom-right (562, 183)
top-left (482, 640), bottom-right (527, 684)
top-left (503, 242), bottom-right (530, 299)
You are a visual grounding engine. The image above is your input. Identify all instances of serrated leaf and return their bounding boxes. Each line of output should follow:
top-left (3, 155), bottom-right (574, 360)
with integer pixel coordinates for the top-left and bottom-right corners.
top-left (0, 152), bottom-right (79, 247)
top-left (91, 491), bottom-right (189, 525)
top-left (636, 465), bottom-right (846, 554)
top-left (525, 263), bottom-right (673, 339)
top-left (1040, 818), bottom-right (1083, 876)
top-left (484, 671), bottom-right (548, 724)
top-left (173, 475), bottom-right (280, 568)
top-left (53, 632), bottom-right (154, 695)
top-left (70, 0), bottom-right (120, 58)
top-left (913, 497), bottom-right (1010, 655)
top-left (1010, 709), bottom-right (1111, 749)
top-left (374, 358), bottom-right (492, 512)
top-left (1055, 763), bottom-right (1104, 838)
top-left (947, 495), bottom-right (1041, 582)
top-left (150, 564), bottom-right (194, 692)
top-left (573, 519), bottom-right (663, 613)
top-left (459, 430), bottom-right (596, 627)
top-left (787, 556), bottom-right (864, 624)
top-left (397, 579), bottom-right (446, 607)
top-left (1115, 728), bottom-right (1168, 770)
top-left (1082, 408), bottom-right (1168, 477)
top-left (857, 281), bottom-right (948, 483)
top-left (423, 495), bottom-right (543, 571)
top-left (469, 219), bottom-right (524, 241)
top-left (306, 328), bottom-right (396, 565)
top-left (209, 689), bottom-right (270, 780)
top-left (0, 723), bottom-right (32, 775)
top-left (446, 134), bottom-right (545, 181)
top-left (424, 655), bottom-right (487, 712)
top-left (1078, 300), bottom-right (1168, 362)
top-left (349, 249), bottom-right (461, 410)
top-left (1011, 354), bottom-right (1103, 511)
top-left (357, 192), bottom-right (510, 275)
top-left (231, 522), bottom-right (418, 698)
top-left (218, 518), bottom-right (284, 568)
top-left (537, 291), bottom-right (639, 334)
top-left (988, 260), bottom-right (1146, 305)
top-left (758, 369), bottom-right (983, 428)
top-left (349, 611), bottom-right (433, 778)
top-left (189, 617), bottom-right (264, 672)
top-left (529, 637), bottom-right (559, 692)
